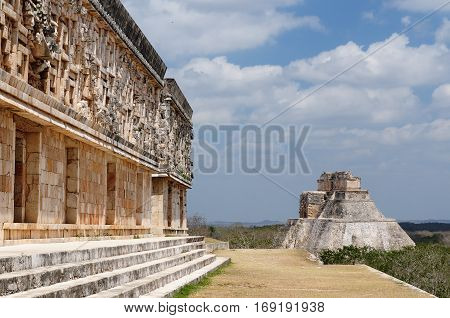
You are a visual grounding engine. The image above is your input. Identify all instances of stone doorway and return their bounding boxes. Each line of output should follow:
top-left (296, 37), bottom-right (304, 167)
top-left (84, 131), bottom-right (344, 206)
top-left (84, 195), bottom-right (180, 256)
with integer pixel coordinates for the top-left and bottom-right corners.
top-left (13, 132), bottom-right (26, 223)
top-left (106, 162), bottom-right (117, 225)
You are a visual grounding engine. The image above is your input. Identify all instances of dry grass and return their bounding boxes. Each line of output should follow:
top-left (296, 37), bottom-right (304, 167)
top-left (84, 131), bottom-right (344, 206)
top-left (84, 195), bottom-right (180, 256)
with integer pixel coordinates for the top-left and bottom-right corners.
top-left (204, 237), bottom-right (223, 244)
top-left (189, 249), bottom-right (433, 298)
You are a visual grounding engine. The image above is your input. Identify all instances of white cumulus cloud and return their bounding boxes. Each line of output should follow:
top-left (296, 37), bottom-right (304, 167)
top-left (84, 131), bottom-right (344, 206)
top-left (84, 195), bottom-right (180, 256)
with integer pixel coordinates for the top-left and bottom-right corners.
top-left (122, 0), bottom-right (324, 59)
top-left (287, 34), bottom-right (450, 88)
top-left (170, 56), bottom-right (422, 127)
top-left (401, 16), bottom-right (412, 27)
top-left (388, 0), bottom-right (450, 12)
top-left (436, 18), bottom-right (450, 45)
top-left (432, 83), bottom-right (450, 112)
top-left (169, 31), bottom-right (450, 149)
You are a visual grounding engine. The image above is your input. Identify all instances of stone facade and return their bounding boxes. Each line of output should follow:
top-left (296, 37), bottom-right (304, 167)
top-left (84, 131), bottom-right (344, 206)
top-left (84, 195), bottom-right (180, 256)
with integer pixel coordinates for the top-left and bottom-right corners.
top-left (0, 0), bottom-right (192, 244)
top-left (317, 171), bottom-right (361, 192)
top-left (299, 191), bottom-right (326, 219)
top-left (284, 171), bottom-right (415, 254)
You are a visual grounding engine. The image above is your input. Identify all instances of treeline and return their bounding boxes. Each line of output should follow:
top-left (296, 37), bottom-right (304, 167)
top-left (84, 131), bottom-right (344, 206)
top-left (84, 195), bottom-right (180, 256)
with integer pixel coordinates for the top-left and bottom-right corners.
top-left (188, 215), bottom-right (287, 249)
top-left (320, 245), bottom-right (450, 298)
top-left (399, 222), bottom-right (450, 232)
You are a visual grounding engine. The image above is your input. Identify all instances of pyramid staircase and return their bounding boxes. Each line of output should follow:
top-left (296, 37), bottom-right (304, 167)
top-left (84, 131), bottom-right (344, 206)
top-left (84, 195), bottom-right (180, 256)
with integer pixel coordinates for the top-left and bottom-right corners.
top-left (0, 237), bottom-right (229, 298)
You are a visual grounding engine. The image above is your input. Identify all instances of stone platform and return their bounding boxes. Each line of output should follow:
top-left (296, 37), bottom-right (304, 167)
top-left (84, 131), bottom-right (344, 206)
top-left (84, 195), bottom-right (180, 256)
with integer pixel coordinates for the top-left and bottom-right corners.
top-left (0, 223), bottom-right (156, 246)
top-left (0, 237), bottom-right (229, 298)
top-left (187, 249), bottom-right (433, 298)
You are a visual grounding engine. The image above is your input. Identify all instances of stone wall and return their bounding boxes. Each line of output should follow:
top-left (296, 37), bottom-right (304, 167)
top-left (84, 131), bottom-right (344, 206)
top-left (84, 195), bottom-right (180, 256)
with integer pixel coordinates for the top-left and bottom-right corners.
top-left (0, 114), bottom-right (167, 240)
top-left (0, 0), bottom-right (193, 242)
top-left (317, 171), bottom-right (361, 192)
top-left (0, 0), bottom-right (193, 184)
top-left (300, 191), bottom-right (326, 219)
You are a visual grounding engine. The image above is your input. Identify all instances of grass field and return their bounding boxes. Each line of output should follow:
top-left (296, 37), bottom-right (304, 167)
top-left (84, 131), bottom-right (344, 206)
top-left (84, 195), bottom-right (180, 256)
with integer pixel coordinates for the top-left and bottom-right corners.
top-left (185, 249), bottom-right (432, 298)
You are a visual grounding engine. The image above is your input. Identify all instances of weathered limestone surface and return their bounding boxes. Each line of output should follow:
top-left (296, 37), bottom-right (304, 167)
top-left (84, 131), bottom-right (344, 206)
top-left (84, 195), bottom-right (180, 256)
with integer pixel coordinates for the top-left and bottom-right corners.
top-left (283, 172), bottom-right (415, 254)
top-left (0, 0), bottom-right (193, 241)
top-left (0, 110), bottom-right (14, 223)
top-left (151, 178), bottom-right (188, 236)
top-left (0, 237), bottom-right (230, 298)
top-left (39, 128), bottom-right (65, 224)
top-left (300, 191), bottom-right (325, 219)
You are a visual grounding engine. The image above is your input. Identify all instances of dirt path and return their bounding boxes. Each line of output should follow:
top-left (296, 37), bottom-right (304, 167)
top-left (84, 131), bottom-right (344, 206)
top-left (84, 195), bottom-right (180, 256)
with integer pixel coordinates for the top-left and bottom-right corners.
top-left (189, 249), bottom-right (433, 298)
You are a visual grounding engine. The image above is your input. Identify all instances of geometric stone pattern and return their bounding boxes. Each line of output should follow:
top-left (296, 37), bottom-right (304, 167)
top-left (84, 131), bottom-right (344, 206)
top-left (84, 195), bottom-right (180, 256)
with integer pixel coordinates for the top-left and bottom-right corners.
top-left (284, 171), bottom-right (415, 254)
top-left (0, 0), bottom-right (192, 242)
top-left (0, 0), bottom-right (192, 182)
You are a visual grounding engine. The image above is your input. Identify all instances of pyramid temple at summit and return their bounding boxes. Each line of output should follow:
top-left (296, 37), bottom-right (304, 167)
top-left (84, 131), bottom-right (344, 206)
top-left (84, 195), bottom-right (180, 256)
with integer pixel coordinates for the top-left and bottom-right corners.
top-left (283, 171), bottom-right (415, 254)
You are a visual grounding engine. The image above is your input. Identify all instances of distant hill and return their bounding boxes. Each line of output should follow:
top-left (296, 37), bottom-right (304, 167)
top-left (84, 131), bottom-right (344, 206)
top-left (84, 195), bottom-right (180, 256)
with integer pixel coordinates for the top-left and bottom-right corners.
top-left (399, 220), bottom-right (450, 224)
top-left (209, 220), bottom-right (450, 230)
top-left (209, 220), bottom-right (284, 227)
top-left (399, 222), bottom-right (450, 232)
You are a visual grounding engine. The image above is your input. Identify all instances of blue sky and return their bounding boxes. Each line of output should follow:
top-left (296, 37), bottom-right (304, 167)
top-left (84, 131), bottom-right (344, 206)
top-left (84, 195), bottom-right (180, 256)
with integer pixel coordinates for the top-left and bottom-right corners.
top-left (123, 0), bottom-right (450, 222)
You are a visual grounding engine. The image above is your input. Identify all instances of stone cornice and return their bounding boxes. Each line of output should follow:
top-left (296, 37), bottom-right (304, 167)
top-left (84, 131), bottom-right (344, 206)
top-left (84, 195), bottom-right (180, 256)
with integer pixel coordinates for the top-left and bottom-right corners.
top-left (87, 0), bottom-right (167, 85)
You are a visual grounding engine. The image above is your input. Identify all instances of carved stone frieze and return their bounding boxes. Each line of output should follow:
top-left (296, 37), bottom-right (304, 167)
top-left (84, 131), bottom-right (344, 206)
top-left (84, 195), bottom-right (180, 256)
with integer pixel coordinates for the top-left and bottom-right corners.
top-left (0, 0), bottom-right (193, 182)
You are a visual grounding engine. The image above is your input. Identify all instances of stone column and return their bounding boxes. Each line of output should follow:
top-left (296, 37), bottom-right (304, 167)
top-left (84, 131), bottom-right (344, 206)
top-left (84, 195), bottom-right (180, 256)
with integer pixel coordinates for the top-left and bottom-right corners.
top-left (136, 172), bottom-right (144, 226)
top-left (141, 171), bottom-right (152, 227)
top-left (151, 177), bottom-right (168, 236)
top-left (180, 188), bottom-right (187, 230)
top-left (0, 110), bottom-right (15, 223)
top-left (171, 184), bottom-right (181, 229)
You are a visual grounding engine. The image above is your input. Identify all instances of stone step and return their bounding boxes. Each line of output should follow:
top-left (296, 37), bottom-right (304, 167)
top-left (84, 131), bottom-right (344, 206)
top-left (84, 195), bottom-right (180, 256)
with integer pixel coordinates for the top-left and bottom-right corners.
top-left (0, 242), bottom-right (204, 296)
top-left (5, 249), bottom-right (207, 298)
top-left (0, 237), bottom-right (204, 274)
top-left (142, 257), bottom-right (231, 298)
top-left (88, 254), bottom-right (217, 298)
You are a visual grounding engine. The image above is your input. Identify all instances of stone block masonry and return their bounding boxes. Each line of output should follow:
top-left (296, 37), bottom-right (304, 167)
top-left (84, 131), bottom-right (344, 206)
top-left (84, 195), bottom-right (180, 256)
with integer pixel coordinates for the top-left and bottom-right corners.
top-left (0, 110), bottom-right (14, 223)
top-left (39, 128), bottom-right (65, 224)
top-left (0, 0), bottom-right (193, 243)
top-left (78, 143), bottom-right (107, 226)
top-left (300, 191), bottom-right (325, 219)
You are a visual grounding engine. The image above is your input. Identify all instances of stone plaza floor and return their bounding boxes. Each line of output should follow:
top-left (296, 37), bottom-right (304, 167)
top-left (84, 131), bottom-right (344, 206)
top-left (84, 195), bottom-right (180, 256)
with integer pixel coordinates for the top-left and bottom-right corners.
top-left (189, 249), bottom-right (433, 298)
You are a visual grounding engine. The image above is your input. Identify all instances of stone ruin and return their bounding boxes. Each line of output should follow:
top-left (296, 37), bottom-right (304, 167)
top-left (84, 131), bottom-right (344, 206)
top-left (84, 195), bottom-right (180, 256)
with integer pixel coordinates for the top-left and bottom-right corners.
top-left (283, 171), bottom-right (415, 254)
top-left (0, 0), bottom-right (194, 243)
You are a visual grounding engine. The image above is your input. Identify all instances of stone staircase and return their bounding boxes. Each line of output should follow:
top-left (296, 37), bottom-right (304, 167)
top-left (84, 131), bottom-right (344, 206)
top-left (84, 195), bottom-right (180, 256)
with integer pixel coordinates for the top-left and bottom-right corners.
top-left (0, 237), bottom-right (230, 298)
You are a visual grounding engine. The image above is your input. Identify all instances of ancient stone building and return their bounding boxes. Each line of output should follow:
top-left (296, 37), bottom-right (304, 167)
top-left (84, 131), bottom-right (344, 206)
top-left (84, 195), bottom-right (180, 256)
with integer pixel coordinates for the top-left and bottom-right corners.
top-left (284, 171), bottom-right (415, 254)
top-left (0, 0), bottom-right (193, 244)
